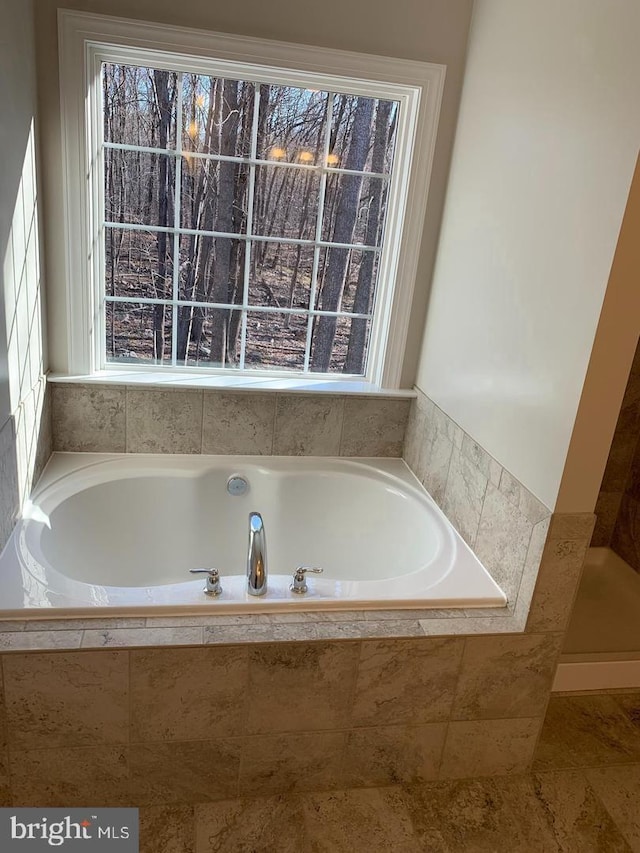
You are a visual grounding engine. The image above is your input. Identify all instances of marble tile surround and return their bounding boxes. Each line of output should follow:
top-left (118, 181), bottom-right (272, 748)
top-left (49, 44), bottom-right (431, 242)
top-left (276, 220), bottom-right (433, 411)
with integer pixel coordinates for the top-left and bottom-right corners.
top-left (403, 388), bottom-right (585, 625)
top-left (0, 635), bottom-right (562, 804)
top-left (50, 382), bottom-right (412, 458)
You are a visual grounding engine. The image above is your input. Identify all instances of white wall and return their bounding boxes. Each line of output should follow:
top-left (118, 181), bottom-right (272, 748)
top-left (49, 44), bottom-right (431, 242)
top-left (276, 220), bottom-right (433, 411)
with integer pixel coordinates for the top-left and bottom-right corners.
top-left (416, 0), bottom-right (640, 509)
top-left (34, 0), bottom-right (474, 384)
top-left (0, 0), bottom-right (50, 548)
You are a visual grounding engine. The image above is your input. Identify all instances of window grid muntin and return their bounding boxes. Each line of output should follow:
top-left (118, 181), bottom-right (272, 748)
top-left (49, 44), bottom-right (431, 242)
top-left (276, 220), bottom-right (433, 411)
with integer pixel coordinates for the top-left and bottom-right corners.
top-left (103, 141), bottom-right (391, 182)
top-left (98, 58), bottom-right (401, 378)
top-left (104, 220), bottom-right (383, 252)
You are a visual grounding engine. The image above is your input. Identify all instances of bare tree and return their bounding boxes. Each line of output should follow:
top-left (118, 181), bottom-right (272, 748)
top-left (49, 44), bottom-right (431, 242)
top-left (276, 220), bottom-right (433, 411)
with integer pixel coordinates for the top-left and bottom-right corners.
top-left (310, 97), bottom-right (374, 371)
top-left (344, 100), bottom-right (392, 373)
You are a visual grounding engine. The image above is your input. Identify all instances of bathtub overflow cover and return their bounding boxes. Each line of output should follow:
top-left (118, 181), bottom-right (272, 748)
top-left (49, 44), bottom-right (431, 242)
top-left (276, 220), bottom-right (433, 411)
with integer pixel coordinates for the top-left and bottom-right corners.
top-left (227, 475), bottom-right (249, 496)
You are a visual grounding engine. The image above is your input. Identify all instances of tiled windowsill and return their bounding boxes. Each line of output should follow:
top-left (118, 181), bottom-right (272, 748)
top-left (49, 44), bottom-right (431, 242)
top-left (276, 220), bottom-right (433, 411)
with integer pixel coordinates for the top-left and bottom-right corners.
top-left (48, 372), bottom-right (417, 398)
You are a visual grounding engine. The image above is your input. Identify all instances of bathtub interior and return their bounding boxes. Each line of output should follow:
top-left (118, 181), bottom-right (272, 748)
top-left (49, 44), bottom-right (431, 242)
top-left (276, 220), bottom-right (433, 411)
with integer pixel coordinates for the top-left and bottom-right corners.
top-left (32, 462), bottom-right (447, 587)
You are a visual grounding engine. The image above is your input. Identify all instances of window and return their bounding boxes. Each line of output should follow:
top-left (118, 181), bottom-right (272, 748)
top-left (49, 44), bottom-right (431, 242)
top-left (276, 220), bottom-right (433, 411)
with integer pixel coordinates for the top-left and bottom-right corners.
top-left (59, 12), bottom-right (444, 387)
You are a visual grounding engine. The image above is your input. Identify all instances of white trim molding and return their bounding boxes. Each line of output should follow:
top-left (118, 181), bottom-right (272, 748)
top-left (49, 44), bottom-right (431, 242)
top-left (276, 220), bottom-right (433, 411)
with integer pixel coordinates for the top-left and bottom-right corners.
top-left (58, 9), bottom-right (445, 386)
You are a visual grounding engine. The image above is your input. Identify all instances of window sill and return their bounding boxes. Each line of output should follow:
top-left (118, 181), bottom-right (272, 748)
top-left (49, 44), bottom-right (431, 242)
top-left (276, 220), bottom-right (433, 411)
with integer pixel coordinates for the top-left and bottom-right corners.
top-left (47, 371), bottom-right (416, 398)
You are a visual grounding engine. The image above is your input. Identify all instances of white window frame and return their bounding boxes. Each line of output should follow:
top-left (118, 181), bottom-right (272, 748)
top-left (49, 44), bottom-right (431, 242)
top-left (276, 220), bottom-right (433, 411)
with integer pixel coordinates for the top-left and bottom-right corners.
top-left (58, 10), bottom-right (445, 388)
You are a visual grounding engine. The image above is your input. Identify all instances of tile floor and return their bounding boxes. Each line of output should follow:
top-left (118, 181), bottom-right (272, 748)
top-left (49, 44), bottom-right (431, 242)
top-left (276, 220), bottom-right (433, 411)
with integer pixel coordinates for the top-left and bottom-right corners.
top-left (137, 691), bottom-right (640, 852)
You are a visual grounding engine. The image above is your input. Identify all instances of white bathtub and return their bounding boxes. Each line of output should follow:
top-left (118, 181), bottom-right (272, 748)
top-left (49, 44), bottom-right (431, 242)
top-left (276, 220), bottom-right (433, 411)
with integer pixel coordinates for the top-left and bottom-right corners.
top-left (0, 453), bottom-right (506, 615)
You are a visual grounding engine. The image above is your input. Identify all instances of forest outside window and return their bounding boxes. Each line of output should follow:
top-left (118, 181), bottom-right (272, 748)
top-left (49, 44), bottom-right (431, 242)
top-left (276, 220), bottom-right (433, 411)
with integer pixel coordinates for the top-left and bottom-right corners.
top-left (58, 12), bottom-right (444, 386)
top-left (103, 66), bottom-right (397, 375)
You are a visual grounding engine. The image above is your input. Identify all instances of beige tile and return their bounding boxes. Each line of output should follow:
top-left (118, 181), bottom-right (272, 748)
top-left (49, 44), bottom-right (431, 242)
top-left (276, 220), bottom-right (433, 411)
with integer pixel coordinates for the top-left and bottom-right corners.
top-left (3, 651), bottom-right (129, 749)
top-left (23, 617), bottom-right (146, 631)
top-left (442, 448), bottom-right (488, 546)
top-left (302, 787), bottom-right (423, 853)
top-left (239, 732), bottom-right (345, 795)
top-left (352, 638), bottom-right (463, 726)
top-left (547, 513), bottom-right (596, 541)
top-left (0, 631), bottom-right (83, 651)
top-left (531, 770), bottom-right (633, 852)
top-left (418, 418), bottom-right (454, 506)
top-left (273, 395), bottom-right (343, 455)
top-left (204, 624), bottom-right (328, 645)
top-left (418, 425), bottom-right (453, 507)
top-left (130, 646), bottom-right (248, 742)
top-left (461, 434), bottom-right (502, 487)
top-left (246, 642), bottom-right (359, 734)
top-left (52, 383), bottom-right (125, 452)
top-left (591, 491), bottom-right (622, 547)
top-left (402, 400), bottom-right (427, 474)
top-left (516, 516), bottom-right (551, 619)
top-left (498, 469), bottom-right (550, 525)
top-left (140, 805), bottom-right (195, 853)
top-left (358, 621), bottom-right (425, 638)
top-left (431, 404), bottom-right (463, 449)
top-left (612, 692), bottom-right (640, 733)
top-left (452, 634), bottom-right (561, 720)
top-left (81, 627), bottom-right (203, 648)
top-left (402, 776), bottom-right (562, 852)
top-left (130, 739), bottom-right (241, 805)
top-left (440, 718), bottom-right (541, 779)
top-left (585, 765), bottom-right (640, 851)
top-left (533, 695), bottom-right (640, 771)
top-left (414, 387), bottom-right (434, 418)
top-left (126, 389), bottom-right (203, 453)
top-left (475, 483), bottom-right (533, 603)
top-left (195, 796), bottom-right (307, 853)
top-left (344, 723), bottom-right (446, 786)
top-left (202, 391), bottom-right (275, 455)
top-left (526, 538), bottom-right (589, 633)
top-left (11, 745), bottom-right (129, 806)
top-left (341, 398), bottom-right (410, 457)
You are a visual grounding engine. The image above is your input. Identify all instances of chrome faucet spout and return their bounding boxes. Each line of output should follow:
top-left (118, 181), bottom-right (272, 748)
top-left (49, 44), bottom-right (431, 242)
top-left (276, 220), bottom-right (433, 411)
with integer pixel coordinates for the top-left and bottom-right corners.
top-left (247, 511), bottom-right (267, 596)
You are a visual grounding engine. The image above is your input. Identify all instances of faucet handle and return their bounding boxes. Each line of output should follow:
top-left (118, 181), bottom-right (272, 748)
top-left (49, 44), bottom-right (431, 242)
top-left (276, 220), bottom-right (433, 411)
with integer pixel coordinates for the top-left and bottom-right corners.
top-left (190, 568), bottom-right (223, 596)
top-left (291, 566), bottom-right (323, 594)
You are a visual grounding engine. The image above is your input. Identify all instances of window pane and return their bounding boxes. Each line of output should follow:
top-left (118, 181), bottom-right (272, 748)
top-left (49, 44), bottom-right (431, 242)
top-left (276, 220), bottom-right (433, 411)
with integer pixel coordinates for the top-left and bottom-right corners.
top-left (105, 227), bottom-right (173, 300)
top-left (178, 234), bottom-right (244, 304)
top-left (322, 175), bottom-right (387, 247)
top-left (177, 307), bottom-right (241, 368)
top-left (252, 165), bottom-right (319, 241)
top-left (106, 301), bottom-right (172, 364)
top-left (182, 76), bottom-right (253, 157)
top-left (315, 247), bottom-right (379, 314)
top-left (310, 315), bottom-right (371, 375)
top-left (249, 243), bottom-right (315, 311)
top-left (180, 158), bottom-right (248, 234)
top-left (245, 311), bottom-right (307, 370)
top-left (329, 95), bottom-right (398, 174)
top-left (105, 149), bottom-right (175, 228)
top-left (103, 64), bottom-right (178, 149)
top-left (257, 85), bottom-right (329, 164)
